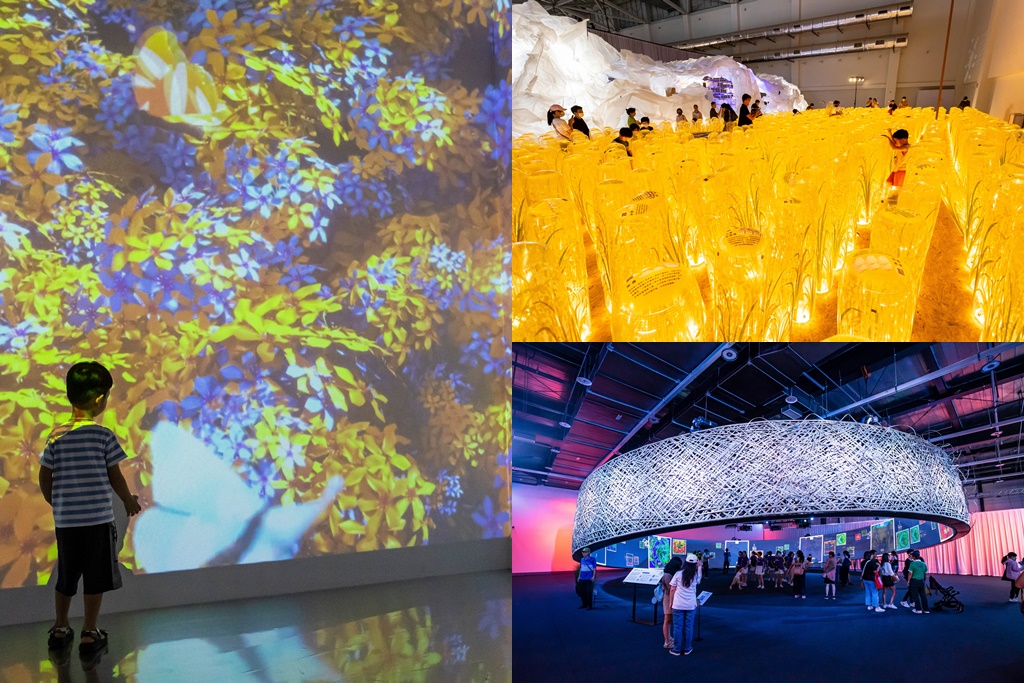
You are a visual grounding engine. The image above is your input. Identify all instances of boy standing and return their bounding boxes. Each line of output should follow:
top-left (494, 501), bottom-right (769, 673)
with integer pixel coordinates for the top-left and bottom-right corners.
top-left (39, 361), bottom-right (142, 653)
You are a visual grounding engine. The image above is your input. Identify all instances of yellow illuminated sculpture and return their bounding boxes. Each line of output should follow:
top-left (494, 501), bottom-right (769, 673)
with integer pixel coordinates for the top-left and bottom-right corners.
top-left (512, 107), bottom-right (1024, 342)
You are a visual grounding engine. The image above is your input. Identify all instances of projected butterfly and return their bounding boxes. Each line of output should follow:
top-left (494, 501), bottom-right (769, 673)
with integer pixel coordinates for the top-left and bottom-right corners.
top-left (133, 422), bottom-right (344, 573)
top-left (132, 27), bottom-right (228, 127)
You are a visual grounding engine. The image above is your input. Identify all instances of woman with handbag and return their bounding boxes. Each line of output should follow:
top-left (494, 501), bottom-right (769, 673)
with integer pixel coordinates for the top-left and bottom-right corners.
top-left (879, 552), bottom-right (899, 609)
top-left (791, 550), bottom-right (807, 598)
top-left (1001, 552), bottom-right (1022, 602)
top-left (822, 551), bottom-right (837, 599)
top-left (861, 550), bottom-right (884, 613)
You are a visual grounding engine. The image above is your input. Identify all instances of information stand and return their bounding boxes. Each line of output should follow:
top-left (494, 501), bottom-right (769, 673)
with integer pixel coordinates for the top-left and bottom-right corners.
top-left (695, 591), bottom-right (712, 642)
top-left (622, 568), bottom-right (663, 625)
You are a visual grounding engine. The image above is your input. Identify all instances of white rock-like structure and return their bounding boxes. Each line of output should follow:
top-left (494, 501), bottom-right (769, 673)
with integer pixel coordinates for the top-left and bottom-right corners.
top-left (513, 0), bottom-right (807, 136)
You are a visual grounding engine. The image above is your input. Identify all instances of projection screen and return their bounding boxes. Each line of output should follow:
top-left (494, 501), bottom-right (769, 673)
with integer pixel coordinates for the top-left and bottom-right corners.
top-left (0, 0), bottom-right (511, 589)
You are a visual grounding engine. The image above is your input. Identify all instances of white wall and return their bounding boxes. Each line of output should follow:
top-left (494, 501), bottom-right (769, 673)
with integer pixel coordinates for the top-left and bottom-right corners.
top-left (620, 0), bottom-right (984, 110)
top-left (965, 0), bottom-right (1024, 121)
top-left (0, 537), bottom-right (511, 627)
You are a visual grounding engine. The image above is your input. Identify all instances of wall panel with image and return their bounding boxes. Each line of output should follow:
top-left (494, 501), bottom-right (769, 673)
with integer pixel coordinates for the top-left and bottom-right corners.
top-left (0, 0), bottom-right (511, 590)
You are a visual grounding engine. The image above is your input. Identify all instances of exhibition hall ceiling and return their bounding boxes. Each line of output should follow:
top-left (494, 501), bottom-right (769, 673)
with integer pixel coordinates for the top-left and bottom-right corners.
top-left (518, 0), bottom-right (740, 32)
top-left (512, 343), bottom-right (1024, 491)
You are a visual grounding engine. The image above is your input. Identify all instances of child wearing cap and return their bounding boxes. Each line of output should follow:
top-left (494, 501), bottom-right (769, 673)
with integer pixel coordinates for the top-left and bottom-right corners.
top-left (668, 552), bottom-right (702, 656)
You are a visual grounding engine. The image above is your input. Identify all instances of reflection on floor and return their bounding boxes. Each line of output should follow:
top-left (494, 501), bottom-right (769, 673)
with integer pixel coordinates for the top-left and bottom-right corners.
top-left (0, 570), bottom-right (510, 683)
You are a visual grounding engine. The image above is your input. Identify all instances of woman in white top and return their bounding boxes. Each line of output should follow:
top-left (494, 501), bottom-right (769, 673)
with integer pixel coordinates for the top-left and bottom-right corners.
top-left (547, 104), bottom-right (572, 143)
top-left (1002, 552), bottom-right (1022, 601)
top-left (879, 552), bottom-right (899, 608)
top-left (691, 104), bottom-right (703, 122)
top-left (668, 553), bottom-right (702, 656)
top-left (822, 551), bottom-right (837, 600)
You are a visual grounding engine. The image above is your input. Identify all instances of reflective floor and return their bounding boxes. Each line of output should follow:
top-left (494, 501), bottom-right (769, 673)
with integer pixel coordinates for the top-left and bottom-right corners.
top-left (0, 570), bottom-right (510, 683)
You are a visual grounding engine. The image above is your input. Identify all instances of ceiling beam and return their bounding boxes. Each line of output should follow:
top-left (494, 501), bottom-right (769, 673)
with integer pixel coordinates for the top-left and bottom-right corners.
top-left (822, 343), bottom-right (1021, 418)
top-left (594, 343), bottom-right (733, 469)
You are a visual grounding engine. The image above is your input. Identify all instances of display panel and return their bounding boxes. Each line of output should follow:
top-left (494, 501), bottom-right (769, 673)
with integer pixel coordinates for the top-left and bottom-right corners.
top-left (870, 519), bottom-right (896, 554)
top-left (649, 536), bottom-right (672, 569)
top-left (798, 535), bottom-right (823, 565)
top-left (0, 0), bottom-right (511, 588)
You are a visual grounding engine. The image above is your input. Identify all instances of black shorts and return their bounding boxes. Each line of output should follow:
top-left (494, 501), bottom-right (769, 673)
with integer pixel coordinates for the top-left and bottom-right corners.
top-left (881, 576), bottom-right (895, 587)
top-left (55, 523), bottom-right (122, 596)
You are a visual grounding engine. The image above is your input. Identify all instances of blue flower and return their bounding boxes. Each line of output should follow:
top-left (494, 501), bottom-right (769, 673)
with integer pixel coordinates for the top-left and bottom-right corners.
top-left (97, 269), bottom-right (140, 312)
top-left (180, 375), bottom-right (224, 414)
top-left (229, 248), bottom-right (262, 280)
top-left (472, 497), bottom-right (509, 539)
top-left (249, 459), bottom-right (279, 500)
top-left (27, 125), bottom-right (85, 173)
top-left (0, 318), bottom-right (47, 350)
top-left (366, 258), bottom-right (399, 288)
top-left (429, 243), bottom-right (466, 273)
top-left (0, 101), bottom-right (18, 144)
top-left (243, 182), bottom-right (279, 218)
top-left (0, 213), bottom-right (27, 248)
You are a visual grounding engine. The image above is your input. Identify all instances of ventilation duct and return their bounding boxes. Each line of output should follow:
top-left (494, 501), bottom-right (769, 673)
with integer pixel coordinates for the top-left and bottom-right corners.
top-left (672, 2), bottom-right (913, 51)
top-left (743, 35), bottom-right (908, 64)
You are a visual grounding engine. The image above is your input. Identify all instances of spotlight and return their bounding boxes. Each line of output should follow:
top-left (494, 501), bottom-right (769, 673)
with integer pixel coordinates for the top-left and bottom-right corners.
top-left (785, 394), bottom-right (799, 404)
top-left (722, 348), bottom-right (738, 361)
top-left (577, 377), bottom-right (593, 386)
top-left (981, 359), bottom-right (1001, 373)
top-left (559, 421), bottom-right (571, 429)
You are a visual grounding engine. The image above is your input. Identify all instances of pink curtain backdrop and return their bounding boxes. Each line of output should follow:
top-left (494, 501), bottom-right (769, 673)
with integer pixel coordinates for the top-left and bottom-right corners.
top-left (918, 509), bottom-right (1024, 577)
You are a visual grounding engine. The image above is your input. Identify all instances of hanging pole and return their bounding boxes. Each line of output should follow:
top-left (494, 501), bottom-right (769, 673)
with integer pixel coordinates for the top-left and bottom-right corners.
top-left (936, 0), bottom-right (955, 119)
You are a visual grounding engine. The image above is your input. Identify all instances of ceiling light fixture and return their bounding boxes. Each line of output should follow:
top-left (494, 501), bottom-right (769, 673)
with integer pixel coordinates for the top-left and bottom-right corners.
top-left (981, 359), bottom-right (1001, 373)
top-left (577, 377), bottom-right (593, 386)
top-left (559, 421), bottom-right (571, 429)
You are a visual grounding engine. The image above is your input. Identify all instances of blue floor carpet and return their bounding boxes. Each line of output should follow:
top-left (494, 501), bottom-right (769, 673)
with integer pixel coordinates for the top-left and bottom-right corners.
top-left (514, 568), bottom-right (1022, 682)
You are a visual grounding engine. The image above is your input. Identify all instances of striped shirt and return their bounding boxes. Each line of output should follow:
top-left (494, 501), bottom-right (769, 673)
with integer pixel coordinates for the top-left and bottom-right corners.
top-left (40, 421), bottom-right (126, 528)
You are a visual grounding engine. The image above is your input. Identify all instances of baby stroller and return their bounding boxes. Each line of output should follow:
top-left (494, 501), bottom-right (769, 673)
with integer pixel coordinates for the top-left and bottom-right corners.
top-left (927, 576), bottom-right (965, 613)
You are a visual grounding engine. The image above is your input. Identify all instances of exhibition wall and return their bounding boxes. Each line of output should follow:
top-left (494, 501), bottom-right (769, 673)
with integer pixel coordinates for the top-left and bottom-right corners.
top-left (0, 0), bottom-right (512, 613)
top-left (512, 482), bottom-right (579, 574)
top-left (961, 0), bottom-right (1024, 122)
top-left (619, 0), bottom-right (982, 114)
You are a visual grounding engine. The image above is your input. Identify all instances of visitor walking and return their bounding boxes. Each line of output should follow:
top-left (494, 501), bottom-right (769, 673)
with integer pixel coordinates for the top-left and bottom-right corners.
top-left (739, 94), bottom-right (753, 127)
top-left (569, 105), bottom-right (590, 139)
top-left (907, 550), bottom-right (929, 614)
top-left (576, 547), bottom-right (597, 610)
top-left (823, 551), bottom-right (837, 599)
top-left (861, 550), bottom-right (884, 613)
top-left (669, 553), bottom-right (702, 656)
top-left (958, 96), bottom-right (971, 109)
top-left (773, 552), bottom-right (785, 588)
top-left (784, 551), bottom-right (795, 585)
top-left (791, 550), bottom-right (807, 598)
top-left (900, 552), bottom-right (915, 607)
top-left (1002, 552), bottom-right (1022, 601)
top-left (723, 547), bottom-right (731, 574)
top-left (882, 128), bottom-right (911, 188)
top-left (660, 556), bottom-right (683, 649)
top-left (548, 104), bottom-right (572, 143)
top-left (879, 552), bottom-right (899, 609)
top-left (702, 551), bottom-right (711, 575)
top-left (840, 551), bottom-right (851, 588)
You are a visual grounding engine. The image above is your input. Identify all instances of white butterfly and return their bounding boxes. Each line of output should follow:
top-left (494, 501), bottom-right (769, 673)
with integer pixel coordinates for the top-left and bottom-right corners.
top-left (133, 422), bottom-right (344, 573)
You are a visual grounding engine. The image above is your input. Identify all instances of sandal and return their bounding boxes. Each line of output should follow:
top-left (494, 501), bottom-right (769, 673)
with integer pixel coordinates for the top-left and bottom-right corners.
top-left (78, 629), bottom-right (108, 654)
top-left (47, 626), bottom-right (74, 650)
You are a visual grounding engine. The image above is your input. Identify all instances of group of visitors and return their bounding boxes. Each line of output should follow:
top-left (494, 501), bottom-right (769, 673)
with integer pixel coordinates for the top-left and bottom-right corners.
top-left (546, 103), bottom-right (591, 143)
top-left (725, 549), bottom-right (822, 596)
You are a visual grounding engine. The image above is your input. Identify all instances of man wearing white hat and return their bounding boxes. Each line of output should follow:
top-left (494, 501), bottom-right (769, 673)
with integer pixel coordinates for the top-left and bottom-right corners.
top-left (668, 552), bottom-right (703, 656)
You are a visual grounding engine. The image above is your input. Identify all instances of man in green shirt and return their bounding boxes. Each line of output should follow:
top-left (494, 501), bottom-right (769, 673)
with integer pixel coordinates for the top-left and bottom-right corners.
top-left (907, 550), bottom-right (930, 613)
